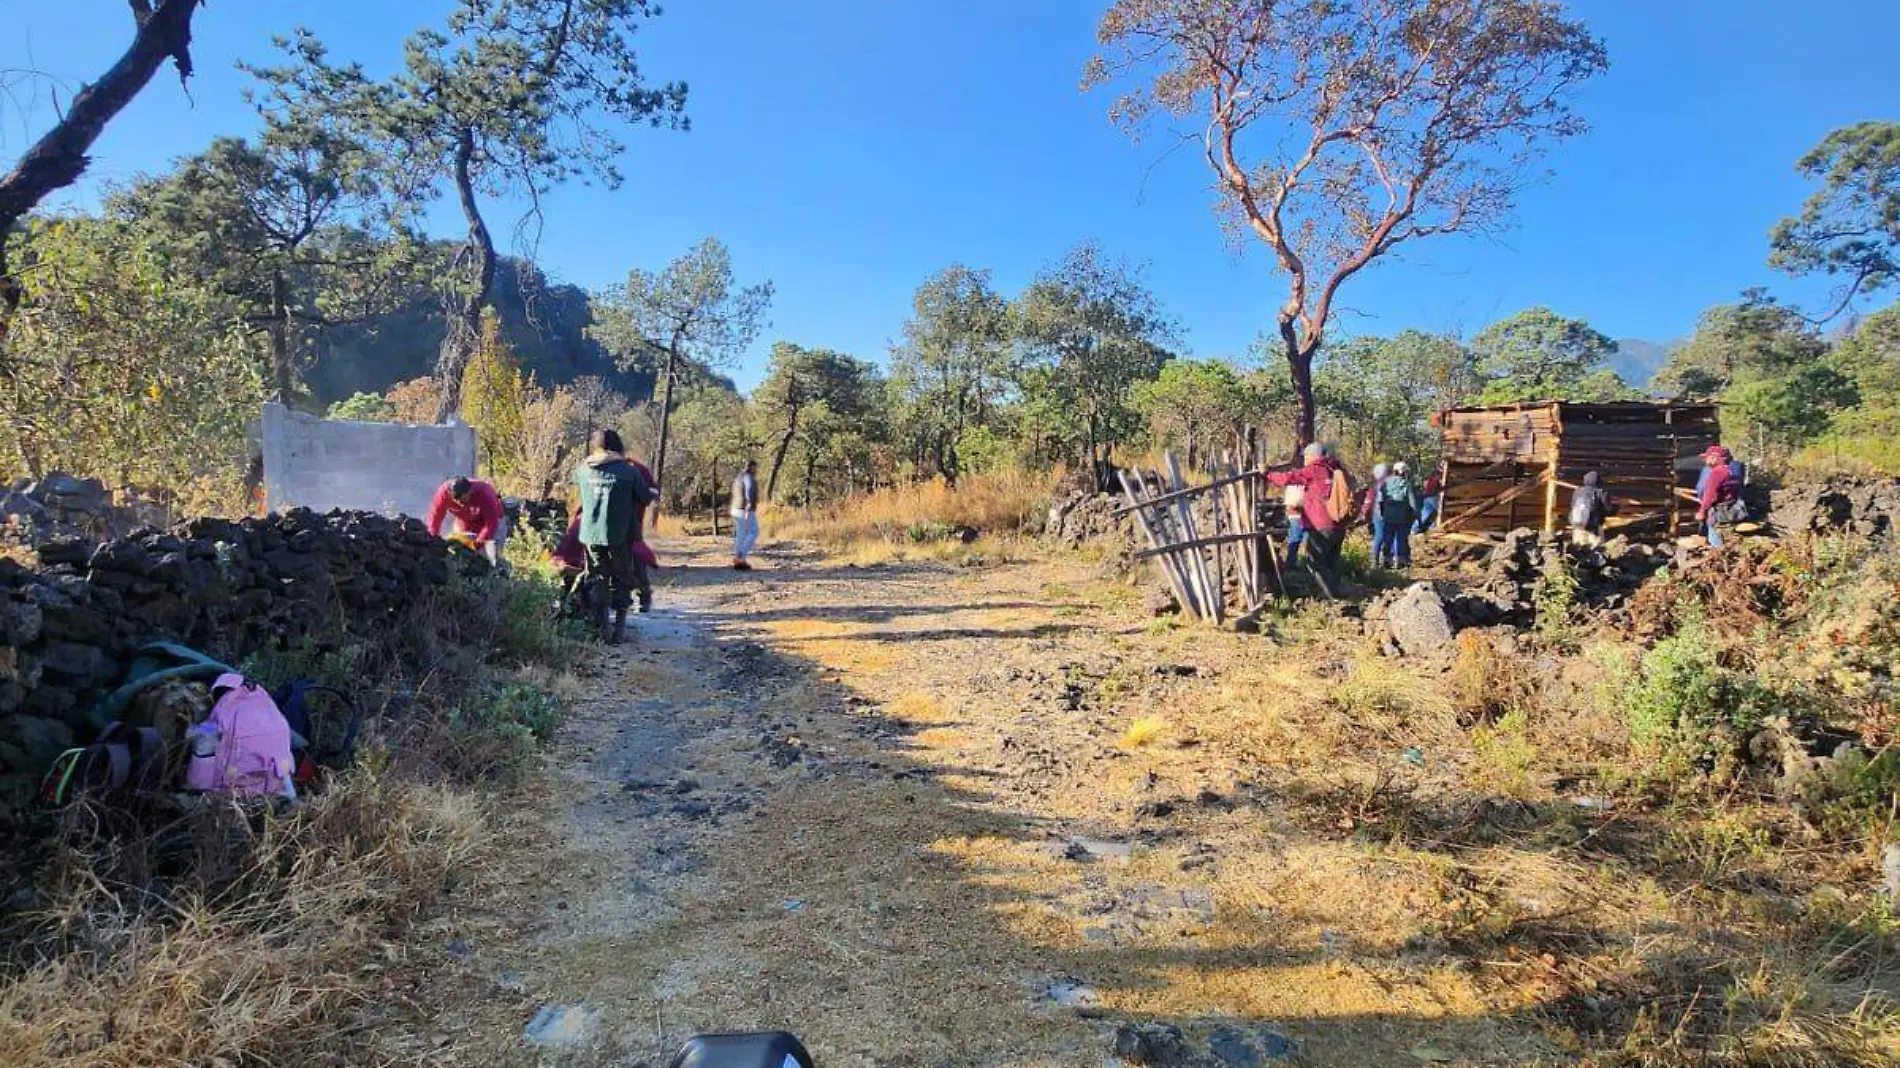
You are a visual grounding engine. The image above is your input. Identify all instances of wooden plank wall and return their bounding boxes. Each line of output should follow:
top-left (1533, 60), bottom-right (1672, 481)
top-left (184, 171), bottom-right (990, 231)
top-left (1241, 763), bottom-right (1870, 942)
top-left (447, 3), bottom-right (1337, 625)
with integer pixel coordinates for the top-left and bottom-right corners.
top-left (1439, 404), bottom-right (1718, 538)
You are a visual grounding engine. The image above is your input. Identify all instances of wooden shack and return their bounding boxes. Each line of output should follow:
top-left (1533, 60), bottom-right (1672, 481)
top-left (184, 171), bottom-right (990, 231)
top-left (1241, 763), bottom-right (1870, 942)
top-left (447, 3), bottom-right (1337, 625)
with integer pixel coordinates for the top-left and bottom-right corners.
top-left (1434, 401), bottom-right (1719, 539)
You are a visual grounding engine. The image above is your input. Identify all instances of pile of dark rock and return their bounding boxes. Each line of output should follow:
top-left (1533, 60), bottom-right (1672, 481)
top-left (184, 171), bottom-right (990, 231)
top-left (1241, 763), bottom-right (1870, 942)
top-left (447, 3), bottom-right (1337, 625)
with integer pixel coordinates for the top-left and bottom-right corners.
top-left (0, 472), bottom-right (173, 551)
top-left (1769, 478), bottom-right (1900, 537)
top-left (1, 508), bottom-right (486, 823)
top-left (1472, 528), bottom-right (1677, 617)
top-left (1363, 580), bottom-right (1510, 656)
top-left (1044, 492), bottom-right (1136, 558)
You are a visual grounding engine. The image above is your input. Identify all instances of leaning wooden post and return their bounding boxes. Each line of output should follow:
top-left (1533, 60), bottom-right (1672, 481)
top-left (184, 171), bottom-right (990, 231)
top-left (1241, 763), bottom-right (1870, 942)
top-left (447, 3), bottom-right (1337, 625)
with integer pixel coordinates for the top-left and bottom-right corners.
top-left (1118, 469), bottom-right (1197, 618)
top-left (1166, 452), bottom-right (1222, 625)
top-left (1151, 464), bottom-right (1212, 622)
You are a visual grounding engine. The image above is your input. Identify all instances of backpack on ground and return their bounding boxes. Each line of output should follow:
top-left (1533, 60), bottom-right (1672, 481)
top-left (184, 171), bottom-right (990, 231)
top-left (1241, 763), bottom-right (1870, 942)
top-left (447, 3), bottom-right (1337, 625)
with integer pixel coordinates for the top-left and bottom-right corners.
top-left (271, 679), bottom-right (363, 788)
top-left (40, 722), bottom-right (170, 805)
top-left (184, 673), bottom-right (296, 799)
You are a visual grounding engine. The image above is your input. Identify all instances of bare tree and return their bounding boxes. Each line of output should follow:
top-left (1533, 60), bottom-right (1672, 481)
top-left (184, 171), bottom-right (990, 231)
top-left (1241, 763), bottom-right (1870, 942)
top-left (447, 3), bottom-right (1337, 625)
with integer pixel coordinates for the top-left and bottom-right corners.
top-left (590, 238), bottom-right (772, 501)
top-left (1087, 0), bottom-right (1607, 449)
top-left (0, 0), bottom-right (209, 341)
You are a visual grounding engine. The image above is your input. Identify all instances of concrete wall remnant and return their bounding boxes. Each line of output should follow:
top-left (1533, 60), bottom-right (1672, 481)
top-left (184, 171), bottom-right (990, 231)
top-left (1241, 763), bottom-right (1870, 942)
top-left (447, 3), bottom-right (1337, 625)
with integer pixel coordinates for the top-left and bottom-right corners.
top-left (261, 403), bottom-right (476, 519)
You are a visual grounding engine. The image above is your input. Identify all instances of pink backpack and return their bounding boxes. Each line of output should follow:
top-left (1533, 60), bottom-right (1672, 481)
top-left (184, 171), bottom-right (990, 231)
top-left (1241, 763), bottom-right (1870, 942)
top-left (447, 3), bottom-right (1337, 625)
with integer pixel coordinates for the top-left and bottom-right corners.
top-left (184, 673), bottom-right (296, 799)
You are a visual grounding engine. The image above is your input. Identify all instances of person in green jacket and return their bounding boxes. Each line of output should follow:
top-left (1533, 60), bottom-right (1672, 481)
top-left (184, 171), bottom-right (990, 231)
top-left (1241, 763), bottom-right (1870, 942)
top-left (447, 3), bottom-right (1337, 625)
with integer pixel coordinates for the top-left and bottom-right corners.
top-left (571, 429), bottom-right (652, 645)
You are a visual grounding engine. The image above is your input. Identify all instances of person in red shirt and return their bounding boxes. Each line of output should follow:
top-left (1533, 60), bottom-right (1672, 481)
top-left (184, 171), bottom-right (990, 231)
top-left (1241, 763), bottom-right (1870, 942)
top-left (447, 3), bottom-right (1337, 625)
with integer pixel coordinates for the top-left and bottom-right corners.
top-left (1267, 443), bottom-right (1346, 582)
top-left (425, 477), bottom-right (508, 564)
top-left (1696, 445), bottom-right (1742, 548)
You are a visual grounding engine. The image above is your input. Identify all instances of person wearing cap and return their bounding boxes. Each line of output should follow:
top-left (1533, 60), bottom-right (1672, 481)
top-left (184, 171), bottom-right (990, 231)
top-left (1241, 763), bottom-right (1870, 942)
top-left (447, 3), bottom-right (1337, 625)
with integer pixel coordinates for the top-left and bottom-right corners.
top-left (1375, 460), bottom-right (1422, 568)
top-left (1267, 443), bottom-right (1346, 581)
top-left (1697, 445), bottom-right (1742, 547)
top-left (425, 475), bottom-right (508, 565)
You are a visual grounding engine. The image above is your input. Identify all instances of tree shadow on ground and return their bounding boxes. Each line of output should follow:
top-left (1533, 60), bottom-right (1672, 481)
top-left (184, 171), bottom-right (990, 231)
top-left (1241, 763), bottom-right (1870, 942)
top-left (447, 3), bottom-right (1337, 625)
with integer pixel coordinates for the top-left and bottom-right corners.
top-left (478, 538), bottom-right (1899, 1068)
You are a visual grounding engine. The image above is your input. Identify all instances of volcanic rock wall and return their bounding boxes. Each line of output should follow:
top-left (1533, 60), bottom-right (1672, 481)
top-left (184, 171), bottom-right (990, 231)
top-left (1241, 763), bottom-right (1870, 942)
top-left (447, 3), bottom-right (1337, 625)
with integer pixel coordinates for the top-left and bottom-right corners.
top-left (0, 509), bottom-right (479, 822)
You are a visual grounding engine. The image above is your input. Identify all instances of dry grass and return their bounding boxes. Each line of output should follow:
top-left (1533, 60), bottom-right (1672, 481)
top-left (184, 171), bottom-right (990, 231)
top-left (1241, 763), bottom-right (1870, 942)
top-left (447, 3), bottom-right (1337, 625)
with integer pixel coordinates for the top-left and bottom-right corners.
top-left (1120, 715), bottom-right (1168, 749)
top-left (0, 772), bottom-right (488, 1068)
top-left (766, 469), bottom-right (1057, 550)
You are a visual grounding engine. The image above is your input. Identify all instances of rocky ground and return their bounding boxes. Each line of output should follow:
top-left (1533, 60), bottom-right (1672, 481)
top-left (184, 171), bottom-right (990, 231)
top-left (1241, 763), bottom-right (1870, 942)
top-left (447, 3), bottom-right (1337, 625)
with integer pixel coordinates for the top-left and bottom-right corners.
top-left (364, 534), bottom-right (1711, 1068)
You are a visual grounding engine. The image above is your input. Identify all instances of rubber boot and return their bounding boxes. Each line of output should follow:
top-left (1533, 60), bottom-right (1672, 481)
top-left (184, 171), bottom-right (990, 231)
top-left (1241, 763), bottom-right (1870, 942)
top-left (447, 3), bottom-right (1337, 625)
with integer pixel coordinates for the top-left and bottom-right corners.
top-left (608, 609), bottom-right (628, 646)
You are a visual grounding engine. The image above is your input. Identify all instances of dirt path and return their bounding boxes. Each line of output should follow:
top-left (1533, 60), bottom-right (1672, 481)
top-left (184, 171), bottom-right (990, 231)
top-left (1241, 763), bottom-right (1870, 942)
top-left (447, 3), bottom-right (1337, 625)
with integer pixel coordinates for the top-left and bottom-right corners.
top-left (404, 536), bottom-right (1569, 1068)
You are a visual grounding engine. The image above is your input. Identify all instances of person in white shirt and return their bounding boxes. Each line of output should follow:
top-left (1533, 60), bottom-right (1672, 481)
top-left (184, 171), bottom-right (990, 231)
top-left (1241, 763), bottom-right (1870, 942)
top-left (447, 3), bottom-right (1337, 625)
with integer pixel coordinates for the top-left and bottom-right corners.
top-left (730, 460), bottom-right (760, 571)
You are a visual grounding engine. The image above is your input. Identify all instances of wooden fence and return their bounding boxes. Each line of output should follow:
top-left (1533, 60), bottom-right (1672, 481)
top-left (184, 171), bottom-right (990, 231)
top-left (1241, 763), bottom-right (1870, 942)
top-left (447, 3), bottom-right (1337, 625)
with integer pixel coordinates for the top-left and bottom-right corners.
top-left (1115, 452), bottom-right (1286, 625)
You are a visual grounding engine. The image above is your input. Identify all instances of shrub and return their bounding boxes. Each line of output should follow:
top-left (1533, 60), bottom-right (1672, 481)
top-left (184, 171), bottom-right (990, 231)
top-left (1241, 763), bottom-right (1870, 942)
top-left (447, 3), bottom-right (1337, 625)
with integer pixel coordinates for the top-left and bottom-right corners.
top-left (1533, 555), bottom-right (1582, 649)
top-left (1448, 631), bottom-right (1538, 725)
top-left (1622, 617), bottom-right (1763, 773)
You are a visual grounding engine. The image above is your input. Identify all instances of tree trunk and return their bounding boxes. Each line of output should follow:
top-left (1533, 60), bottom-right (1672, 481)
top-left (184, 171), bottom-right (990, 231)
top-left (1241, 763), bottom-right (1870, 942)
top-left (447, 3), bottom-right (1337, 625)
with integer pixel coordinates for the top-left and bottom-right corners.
top-left (801, 448), bottom-right (818, 507)
top-left (710, 461), bottom-right (723, 537)
top-left (0, 0), bottom-right (206, 341)
top-left (767, 402), bottom-right (801, 501)
top-left (269, 266), bottom-right (293, 401)
top-left (1282, 320), bottom-right (1319, 458)
top-left (433, 127), bottom-right (496, 422)
top-left (650, 344), bottom-right (682, 515)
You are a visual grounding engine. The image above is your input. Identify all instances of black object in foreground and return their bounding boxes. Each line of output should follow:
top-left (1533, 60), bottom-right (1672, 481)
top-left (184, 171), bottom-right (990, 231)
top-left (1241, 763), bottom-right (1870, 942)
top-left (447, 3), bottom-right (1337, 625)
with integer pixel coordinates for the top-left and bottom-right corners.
top-left (671, 1032), bottom-right (814, 1068)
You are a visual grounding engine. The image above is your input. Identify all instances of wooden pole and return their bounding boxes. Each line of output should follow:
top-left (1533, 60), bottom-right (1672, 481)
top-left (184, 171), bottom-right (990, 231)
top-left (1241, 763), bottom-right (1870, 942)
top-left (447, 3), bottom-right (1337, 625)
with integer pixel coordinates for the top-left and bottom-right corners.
top-left (1118, 469), bottom-right (1197, 618)
top-left (1166, 453), bottom-right (1222, 625)
top-left (1543, 461), bottom-right (1561, 535)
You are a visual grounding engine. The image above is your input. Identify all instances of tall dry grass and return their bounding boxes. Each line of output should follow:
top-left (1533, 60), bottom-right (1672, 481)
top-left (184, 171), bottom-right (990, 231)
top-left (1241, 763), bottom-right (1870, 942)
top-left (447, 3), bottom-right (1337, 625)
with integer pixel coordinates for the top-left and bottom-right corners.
top-left (0, 772), bottom-right (487, 1067)
top-left (766, 468), bottom-right (1058, 550)
top-left (0, 565), bottom-right (581, 1067)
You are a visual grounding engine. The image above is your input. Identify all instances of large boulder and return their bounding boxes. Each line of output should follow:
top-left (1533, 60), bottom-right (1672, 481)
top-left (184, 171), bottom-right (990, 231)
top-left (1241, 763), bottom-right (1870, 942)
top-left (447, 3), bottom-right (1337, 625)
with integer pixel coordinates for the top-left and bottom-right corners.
top-left (1385, 581), bottom-right (1457, 656)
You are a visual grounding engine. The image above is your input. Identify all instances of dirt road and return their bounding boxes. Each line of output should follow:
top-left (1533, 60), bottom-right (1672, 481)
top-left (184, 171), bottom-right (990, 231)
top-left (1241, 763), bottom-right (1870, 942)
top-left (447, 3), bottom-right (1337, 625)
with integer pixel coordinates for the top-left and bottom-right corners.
top-left (398, 537), bottom-right (1570, 1067)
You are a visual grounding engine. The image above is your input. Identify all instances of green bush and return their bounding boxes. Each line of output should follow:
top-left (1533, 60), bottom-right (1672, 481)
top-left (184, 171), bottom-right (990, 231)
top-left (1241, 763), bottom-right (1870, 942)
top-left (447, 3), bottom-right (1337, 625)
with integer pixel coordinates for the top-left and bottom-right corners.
top-left (1533, 556), bottom-right (1582, 649)
top-left (1622, 617), bottom-right (1767, 772)
top-left (442, 682), bottom-right (565, 784)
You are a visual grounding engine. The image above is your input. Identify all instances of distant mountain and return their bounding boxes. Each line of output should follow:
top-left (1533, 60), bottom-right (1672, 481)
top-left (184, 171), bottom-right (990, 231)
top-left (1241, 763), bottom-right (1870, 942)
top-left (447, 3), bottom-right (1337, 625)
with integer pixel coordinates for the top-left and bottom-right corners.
top-left (305, 255), bottom-right (659, 407)
top-left (1610, 338), bottom-right (1675, 392)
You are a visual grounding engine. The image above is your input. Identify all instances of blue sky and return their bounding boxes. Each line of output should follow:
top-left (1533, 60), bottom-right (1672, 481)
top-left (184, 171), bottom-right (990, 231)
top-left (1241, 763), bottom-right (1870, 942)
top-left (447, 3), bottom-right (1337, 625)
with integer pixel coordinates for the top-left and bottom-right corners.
top-left (6, 1), bottom-right (1897, 389)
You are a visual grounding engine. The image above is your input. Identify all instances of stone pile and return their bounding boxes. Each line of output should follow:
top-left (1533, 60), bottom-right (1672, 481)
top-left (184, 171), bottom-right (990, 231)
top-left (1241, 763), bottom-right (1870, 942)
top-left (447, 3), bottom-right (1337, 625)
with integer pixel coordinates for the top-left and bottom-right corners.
top-left (1044, 492), bottom-right (1137, 558)
top-left (1769, 478), bottom-right (1900, 537)
top-left (0, 472), bottom-right (173, 550)
top-left (1, 508), bottom-right (485, 822)
top-left (1476, 528), bottom-right (1675, 617)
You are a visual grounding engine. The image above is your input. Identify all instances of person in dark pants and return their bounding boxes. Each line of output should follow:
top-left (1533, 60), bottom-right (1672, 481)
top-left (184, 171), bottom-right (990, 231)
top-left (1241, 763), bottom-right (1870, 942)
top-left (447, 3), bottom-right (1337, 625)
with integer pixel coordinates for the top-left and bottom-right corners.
top-left (571, 429), bottom-right (652, 645)
top-left (1568, 470), bottom-right (1614, 549)
top-left (1376, 461), bottom-right (1421, 568)
top-left (1267, 443), bottom-right (1347, 594)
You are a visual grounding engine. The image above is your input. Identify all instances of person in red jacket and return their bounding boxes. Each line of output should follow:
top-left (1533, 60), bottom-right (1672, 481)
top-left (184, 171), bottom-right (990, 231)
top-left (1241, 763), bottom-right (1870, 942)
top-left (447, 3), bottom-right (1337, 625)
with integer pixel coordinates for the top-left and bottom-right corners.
top-left (1267, 443), bottom-right (1346, 583)
top-left (1697, 445), bottom-right (1742, 548)
top-left (425, 477), bottom-right (507, 564)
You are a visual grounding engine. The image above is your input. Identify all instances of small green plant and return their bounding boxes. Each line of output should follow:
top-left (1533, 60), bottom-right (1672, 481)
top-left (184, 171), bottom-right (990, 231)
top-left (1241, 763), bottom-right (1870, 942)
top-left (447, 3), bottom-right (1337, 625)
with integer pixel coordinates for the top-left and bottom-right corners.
top-left (1533, 556), bottom-right (1582, 649)
top-left (1662, 811), bottom-right (1772, 881)
top-left (1621, 616), bottom-right (1762, 773)
top-left (1143, 614), bottom-right (1181, 635)
top-left (240, 640), bottom-right (369, 691)
top-left (1471, 707), bottom-right (1539, 797)
top-left (444, 681), bottom-right (564, 783)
